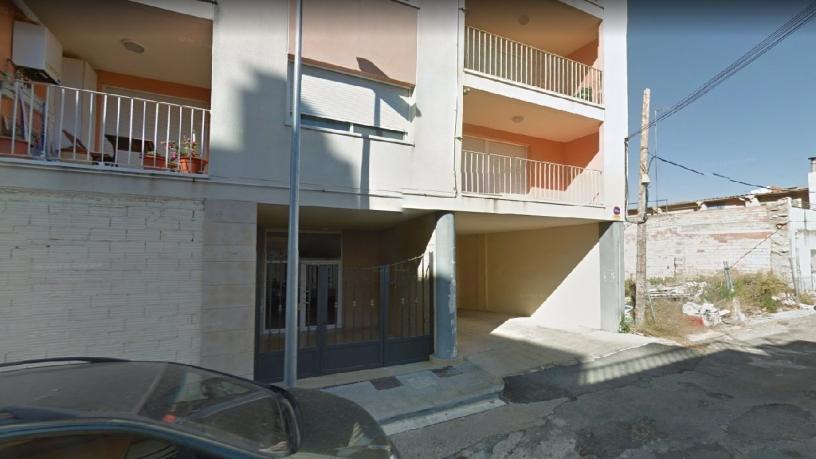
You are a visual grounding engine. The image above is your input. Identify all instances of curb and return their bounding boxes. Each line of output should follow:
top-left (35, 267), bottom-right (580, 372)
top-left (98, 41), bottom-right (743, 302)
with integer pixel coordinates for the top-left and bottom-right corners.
top-left (380, 386), bottom-right (505, 436)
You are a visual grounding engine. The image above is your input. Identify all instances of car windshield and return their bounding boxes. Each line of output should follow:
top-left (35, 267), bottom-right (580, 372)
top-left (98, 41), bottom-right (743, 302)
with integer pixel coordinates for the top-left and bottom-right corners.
top-left (0, 362), bottom-right (292, 457)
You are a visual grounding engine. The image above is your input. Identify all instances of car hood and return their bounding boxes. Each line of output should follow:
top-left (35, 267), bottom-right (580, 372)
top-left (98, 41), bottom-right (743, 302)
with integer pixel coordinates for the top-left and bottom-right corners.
top-left (287, 388), bottom-right (395, 459)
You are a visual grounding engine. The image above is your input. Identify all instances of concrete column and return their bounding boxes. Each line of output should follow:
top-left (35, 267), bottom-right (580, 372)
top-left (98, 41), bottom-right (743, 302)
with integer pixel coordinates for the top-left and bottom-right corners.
top-left (599, 222), bottom-right (625, 332)
top-left (432, 212), bottom-right (457, 361)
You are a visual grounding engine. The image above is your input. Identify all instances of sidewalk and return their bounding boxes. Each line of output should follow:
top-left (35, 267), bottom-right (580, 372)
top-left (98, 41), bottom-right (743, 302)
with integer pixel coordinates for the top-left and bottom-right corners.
top-left (300, 311), bottom-right (663, 434)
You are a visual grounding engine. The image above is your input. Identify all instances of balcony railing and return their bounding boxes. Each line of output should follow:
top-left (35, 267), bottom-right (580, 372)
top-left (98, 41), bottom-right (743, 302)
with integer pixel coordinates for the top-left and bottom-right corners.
top-left (0, 79), bottom-right (210, 175)
top-left (461, 150), bottom-right (603, 206)
top-left (465, 26), bottom-right (603, 105)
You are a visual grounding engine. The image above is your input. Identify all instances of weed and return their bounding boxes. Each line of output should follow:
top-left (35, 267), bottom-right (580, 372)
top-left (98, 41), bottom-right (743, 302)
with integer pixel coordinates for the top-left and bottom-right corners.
top-left (732, 272), bottom-right (789, 313)
top-left (635, 299), bottom-right (702, 342)
top-left (798, 292), bottom-right (816, 305)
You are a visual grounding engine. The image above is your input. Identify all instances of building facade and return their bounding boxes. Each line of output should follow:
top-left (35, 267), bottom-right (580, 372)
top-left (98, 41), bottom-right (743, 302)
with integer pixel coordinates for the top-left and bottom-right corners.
top-left (0, 0), bottom-right (628, 381)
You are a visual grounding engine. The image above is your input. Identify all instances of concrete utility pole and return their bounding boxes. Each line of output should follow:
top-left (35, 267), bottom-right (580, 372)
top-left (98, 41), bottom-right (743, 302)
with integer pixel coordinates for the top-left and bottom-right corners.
top-left (283, 0), bottom-right (304, 388)
top-left (635, 88), bottom-right (651, 326)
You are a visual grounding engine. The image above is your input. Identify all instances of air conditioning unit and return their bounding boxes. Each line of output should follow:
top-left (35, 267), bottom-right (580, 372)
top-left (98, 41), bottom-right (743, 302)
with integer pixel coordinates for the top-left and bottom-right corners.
top-left (12, 21), bottom-right (63, 84)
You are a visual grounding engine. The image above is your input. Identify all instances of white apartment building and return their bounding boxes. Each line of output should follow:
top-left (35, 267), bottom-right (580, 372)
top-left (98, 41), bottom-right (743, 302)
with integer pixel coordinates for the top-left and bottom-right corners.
top-left (0, 0), bottom-right (628, 382)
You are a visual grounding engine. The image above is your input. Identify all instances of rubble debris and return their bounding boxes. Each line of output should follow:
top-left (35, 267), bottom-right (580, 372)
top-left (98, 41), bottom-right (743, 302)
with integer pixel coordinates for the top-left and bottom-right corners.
top-left (682, 302), bottom-right (729, 327)
top-left (648, 282), bottom-right (708, 301)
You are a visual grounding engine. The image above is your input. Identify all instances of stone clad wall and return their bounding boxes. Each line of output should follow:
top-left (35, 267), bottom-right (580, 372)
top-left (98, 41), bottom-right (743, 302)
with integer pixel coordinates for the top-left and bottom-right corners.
top-left (0, 188), bottom-right (204, 364)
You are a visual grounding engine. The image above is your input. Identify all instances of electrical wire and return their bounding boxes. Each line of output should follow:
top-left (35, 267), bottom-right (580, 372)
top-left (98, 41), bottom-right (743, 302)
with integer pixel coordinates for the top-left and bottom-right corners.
top-left (627, 0), bottom-right (816, 140)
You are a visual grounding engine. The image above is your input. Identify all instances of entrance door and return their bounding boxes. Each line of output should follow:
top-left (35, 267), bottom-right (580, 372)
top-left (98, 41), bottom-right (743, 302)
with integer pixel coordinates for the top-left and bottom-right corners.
top-left (257, 260), bottom-right (339, 380)
top-left (296, 262), bottom-right (339, 377)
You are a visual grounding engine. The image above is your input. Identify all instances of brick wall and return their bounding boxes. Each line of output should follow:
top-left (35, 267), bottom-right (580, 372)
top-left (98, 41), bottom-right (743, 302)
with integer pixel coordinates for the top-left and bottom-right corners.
top-left (0, 188), bottom-right (204, 364)
top-left (624, 199), bottom-right (792, 281)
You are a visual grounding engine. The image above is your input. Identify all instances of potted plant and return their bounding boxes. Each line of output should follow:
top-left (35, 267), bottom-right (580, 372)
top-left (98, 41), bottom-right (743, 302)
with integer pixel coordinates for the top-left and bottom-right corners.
top-left (143, 148), bottom-right (170, 170)
top-left (176, 135), bottom-right (207, 174)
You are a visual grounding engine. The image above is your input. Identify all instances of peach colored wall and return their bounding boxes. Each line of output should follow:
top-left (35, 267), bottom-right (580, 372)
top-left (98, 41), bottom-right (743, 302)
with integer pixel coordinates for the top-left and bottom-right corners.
top-left (564, 132), bottom-right (601, 169)
top-left (96, 71), bottom-right (211, 106)
top-left (462, 123), bottom-right (564, 164)
top-left (0, 0), bottom-right (18, 127)
top-left (0, 0), bottom-right (14, 74)
top-left (289, 0), bottom-right (418, 86)
top-left (568, 39), bottom-right (601, 68)
top-left (463, 125), bottom-right (601, 192)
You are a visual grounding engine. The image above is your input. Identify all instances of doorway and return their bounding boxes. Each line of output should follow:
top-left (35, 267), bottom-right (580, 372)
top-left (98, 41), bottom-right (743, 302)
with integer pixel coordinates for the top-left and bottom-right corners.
top-left (255, 231), bottom-right (435, 382)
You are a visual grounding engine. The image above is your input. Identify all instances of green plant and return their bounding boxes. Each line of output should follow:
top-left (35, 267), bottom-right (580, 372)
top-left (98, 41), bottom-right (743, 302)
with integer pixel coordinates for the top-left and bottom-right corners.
top-left (625, 278), bottom-right (636, 304)
top-left (732, 272), bottom-right (790, 313)
top-left (577, 87), bottom-right (593, 101)
top-left (162, 135), bottom-right (199, 162)
top-left (798, 292), bottom-right (816, 305)
top-left (619, 312), bottom-right (633, 333)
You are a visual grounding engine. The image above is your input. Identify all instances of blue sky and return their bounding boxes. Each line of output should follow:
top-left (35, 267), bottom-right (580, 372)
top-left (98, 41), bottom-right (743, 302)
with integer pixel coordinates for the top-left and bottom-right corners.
top-left (627, 0), bottom-right (816, 206)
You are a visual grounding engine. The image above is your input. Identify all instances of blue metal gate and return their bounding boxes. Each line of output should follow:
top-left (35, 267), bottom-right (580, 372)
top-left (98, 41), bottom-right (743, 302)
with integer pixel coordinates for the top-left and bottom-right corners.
top-left (256, 257), bottom-right (433, 382)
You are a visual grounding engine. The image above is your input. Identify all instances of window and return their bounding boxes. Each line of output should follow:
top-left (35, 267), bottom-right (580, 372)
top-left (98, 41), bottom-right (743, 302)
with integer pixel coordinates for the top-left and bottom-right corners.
top-left (301, 114), bottom-right (406, 141)
top-left (0, 433), bottom-right (221, 459)
top-left (291, 65), bottom-right (412, 141)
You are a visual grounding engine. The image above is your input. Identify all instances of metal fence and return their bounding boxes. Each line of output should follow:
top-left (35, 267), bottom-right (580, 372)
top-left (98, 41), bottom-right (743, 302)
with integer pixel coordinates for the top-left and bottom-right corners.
top-left (465, 26), bottom-right (603, 105)
top-left (461, 150), bottom-right (603, 206)
top-left (0, 79), bottom-right (210, 174)
top-left (257, 255), bottom-right (433, 380)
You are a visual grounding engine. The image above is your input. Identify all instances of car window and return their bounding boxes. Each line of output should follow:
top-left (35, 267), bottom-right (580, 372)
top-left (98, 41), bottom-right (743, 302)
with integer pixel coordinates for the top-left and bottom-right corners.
top-left (0, 363), bottom-right (295, 457)
top-left (0, 433), bottom-right (220, 459)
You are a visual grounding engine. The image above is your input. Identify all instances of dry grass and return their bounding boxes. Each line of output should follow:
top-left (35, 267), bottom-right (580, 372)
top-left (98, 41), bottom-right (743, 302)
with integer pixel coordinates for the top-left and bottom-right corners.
top-left (635, 299), bottom-right (704, 342)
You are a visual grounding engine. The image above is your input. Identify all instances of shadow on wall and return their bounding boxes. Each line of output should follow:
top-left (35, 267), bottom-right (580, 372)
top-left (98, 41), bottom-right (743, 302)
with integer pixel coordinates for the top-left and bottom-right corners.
top-left (208, 68), bottom-right (383, 209)
top-left (457, 223), bottom-right (600, 323)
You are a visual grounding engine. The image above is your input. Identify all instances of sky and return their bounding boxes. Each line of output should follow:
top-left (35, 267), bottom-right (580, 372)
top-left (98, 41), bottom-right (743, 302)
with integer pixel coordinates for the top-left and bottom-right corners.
top-left (627, 0), bottom-right (816, 206)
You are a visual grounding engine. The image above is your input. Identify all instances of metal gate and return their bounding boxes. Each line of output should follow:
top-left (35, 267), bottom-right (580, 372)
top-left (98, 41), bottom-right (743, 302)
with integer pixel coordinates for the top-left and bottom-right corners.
top-left (256, 257), bottom-right (433, 382)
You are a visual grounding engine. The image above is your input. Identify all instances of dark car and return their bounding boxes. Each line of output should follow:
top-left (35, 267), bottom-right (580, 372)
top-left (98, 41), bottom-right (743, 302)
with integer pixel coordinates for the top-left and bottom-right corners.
top-left (0, 358), bottom-right (398, 458)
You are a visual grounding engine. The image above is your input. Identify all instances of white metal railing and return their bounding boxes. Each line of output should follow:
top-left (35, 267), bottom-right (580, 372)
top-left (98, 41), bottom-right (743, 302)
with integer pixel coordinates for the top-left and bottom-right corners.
top-left (461, 150), bottom-right (603, 205)
top-left (465, 26), bottom-right (603, 105)
top-left (0, 79), bottom-right (210, 174)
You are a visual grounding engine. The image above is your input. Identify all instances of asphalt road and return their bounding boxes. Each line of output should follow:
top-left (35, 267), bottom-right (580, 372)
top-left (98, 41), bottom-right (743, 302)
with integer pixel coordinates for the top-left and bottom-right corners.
top-left (392, 313), bottom-right (816, 458)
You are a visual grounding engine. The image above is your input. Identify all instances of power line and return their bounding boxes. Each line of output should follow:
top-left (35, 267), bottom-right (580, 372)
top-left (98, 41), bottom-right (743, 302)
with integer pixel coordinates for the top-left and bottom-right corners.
top-left (650, 154), bottom-right (773, 190)
top-left (627, 0), bottom-right (816, 140)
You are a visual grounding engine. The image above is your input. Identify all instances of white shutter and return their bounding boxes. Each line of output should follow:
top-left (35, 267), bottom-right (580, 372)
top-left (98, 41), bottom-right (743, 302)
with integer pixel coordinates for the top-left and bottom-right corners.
top-left (295, 65), bottom-right (411, 132)
top-left (486, 140), bottom-right (527, 159)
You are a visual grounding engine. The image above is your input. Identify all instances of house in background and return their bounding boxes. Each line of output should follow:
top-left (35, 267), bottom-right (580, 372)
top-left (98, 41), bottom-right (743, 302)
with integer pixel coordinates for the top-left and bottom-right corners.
top-left (624, 158), bottom-right (816, 293)
top-left (0, 0), bottom-right (628, 382)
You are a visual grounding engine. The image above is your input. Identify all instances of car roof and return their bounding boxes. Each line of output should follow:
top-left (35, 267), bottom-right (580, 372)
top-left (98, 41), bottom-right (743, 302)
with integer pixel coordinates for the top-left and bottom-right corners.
top-left (0, 359), bottom-right (295, 458)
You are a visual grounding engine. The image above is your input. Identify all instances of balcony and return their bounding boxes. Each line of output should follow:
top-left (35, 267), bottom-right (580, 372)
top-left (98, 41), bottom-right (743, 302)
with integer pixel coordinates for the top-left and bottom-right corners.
top-left (461, 150), bottom-right (603, 206)
top-left (465, 26), bottom-right (602, 106)
top-left (0, 79), bottom-right (210, 175)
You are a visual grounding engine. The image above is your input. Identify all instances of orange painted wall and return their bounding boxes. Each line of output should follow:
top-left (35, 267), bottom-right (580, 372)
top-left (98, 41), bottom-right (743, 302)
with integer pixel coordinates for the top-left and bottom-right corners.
top-left (289, 0), bottom-right (418, 86)
top-left (463, 124), bottom-right (601, 192)
top-left (0, 0), bottom-right (19, 131)
top-left (96, 71), bottom-right (211, 106)
top-left (568, 39), bottom-right (601, 68)
top-left (0, 0), bottom-right (14, 75)
top-left (462, 123), bottom-right (565, 164)
top-left (564, 132), bottom-right (601, 169)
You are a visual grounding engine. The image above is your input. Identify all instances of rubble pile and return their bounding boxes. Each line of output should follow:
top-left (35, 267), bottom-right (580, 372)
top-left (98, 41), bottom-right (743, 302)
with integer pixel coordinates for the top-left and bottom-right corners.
top-left (682, 302), bottom-right (730, 327)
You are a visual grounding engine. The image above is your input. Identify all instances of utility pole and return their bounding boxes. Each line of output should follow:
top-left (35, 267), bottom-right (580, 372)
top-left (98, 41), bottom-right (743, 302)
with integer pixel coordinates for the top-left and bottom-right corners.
top-left (283, 0), bottom-right (304, 388)
top-left (635, 88), bottom-right (651, 326)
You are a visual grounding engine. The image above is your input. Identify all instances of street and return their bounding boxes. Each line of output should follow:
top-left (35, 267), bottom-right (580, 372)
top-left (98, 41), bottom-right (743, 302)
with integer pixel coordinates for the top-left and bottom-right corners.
top-left (392, 312), bottom-right (816, 458)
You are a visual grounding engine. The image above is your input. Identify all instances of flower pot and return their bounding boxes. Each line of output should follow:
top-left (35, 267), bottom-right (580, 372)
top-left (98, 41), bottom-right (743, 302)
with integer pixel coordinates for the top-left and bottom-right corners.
top-left (143, 154), bottom-right (170, 170)
top-left (178, 157), bottom-right (208, 174)
top-left (0, 136), bottom-right (32, 158)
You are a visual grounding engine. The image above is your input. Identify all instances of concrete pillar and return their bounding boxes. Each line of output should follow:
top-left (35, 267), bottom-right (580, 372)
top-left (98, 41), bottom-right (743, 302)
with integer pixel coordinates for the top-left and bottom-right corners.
top-left (599, 222), bottom-right (625, 332)
top-left (432, 212), bottom-right (457, 361)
